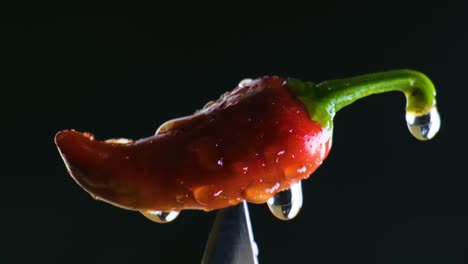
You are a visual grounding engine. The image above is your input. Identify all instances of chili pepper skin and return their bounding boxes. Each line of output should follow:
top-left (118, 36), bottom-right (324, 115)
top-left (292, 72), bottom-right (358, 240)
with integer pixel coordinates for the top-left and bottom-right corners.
top-left (56, 76), bottom-right (332, 212)
top-left (55, 70), bottom-right (439, 216)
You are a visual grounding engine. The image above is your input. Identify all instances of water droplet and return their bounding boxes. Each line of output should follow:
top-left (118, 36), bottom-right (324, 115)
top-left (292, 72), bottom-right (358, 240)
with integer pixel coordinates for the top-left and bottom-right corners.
top-left (141, 210), bottom-right (179, 223)
top-left (194, 185), bottom-right (224, 205)
top-left (155, 119), bottom-right (176, 135)
top-left (405, 107), bottom-right (440, 140)
top-left (104, 138), bottom-right (133, 144)
top-left (238, 78), bottom-right (253, 87)
top-left (203, 100), bottom-right (216, 109)
top-left (220, 91), bottom-right (232, 99)
top-left (267, 181), bottom-right (303, 220)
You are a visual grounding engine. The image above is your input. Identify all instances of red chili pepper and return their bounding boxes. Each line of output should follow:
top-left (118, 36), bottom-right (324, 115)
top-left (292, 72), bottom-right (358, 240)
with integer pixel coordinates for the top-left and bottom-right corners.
top-left (55, 70), bottom-right (440, 222)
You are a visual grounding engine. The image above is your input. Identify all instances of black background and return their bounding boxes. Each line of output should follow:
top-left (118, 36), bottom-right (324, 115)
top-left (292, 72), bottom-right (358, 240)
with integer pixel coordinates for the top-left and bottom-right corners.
top-left (3, 3), bottom-right (468, 263)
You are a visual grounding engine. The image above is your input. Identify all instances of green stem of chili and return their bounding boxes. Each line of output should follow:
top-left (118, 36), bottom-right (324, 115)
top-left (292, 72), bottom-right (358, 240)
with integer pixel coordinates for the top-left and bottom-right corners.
top-left (287, 69), bottom-right (437, 130)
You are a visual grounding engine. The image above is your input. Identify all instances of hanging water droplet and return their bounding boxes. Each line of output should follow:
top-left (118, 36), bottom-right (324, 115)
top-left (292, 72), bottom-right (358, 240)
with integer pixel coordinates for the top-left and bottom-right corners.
top-left (405, 107), bottom-right (440, 140)
top-left (267, 181), bottom-right (303, 220)
top-left (140, 210), bottom-right (179, 223)
top-left (238, 78), bottom-right (253, 87)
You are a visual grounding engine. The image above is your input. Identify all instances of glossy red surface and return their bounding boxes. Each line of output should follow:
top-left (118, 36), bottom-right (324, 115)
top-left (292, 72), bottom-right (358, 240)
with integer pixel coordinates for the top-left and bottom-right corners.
top-left (55, 76), bottom-right (332, 212)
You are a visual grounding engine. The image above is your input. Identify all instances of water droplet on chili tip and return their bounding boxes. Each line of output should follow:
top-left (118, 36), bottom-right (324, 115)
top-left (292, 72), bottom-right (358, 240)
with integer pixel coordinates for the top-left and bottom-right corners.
top-left (267, 181), bottom-right (303, 220)
top-left (141, 210), bottom-right (179, 223)
top-left (238, 78), bottom-right (253, 87)
top-left (405, 107), bottom-right (440, 140)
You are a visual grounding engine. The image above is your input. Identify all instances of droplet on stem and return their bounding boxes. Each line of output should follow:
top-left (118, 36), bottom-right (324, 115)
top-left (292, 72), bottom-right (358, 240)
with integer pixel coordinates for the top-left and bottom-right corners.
top-left (238, 78), bottom-right (253, 87)
top-left (267, 181), bottom-right (303, 220)
top-left (141, 210), bottom-right (180, 223)
top-left (406, 107), bottom-right (440, 140)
